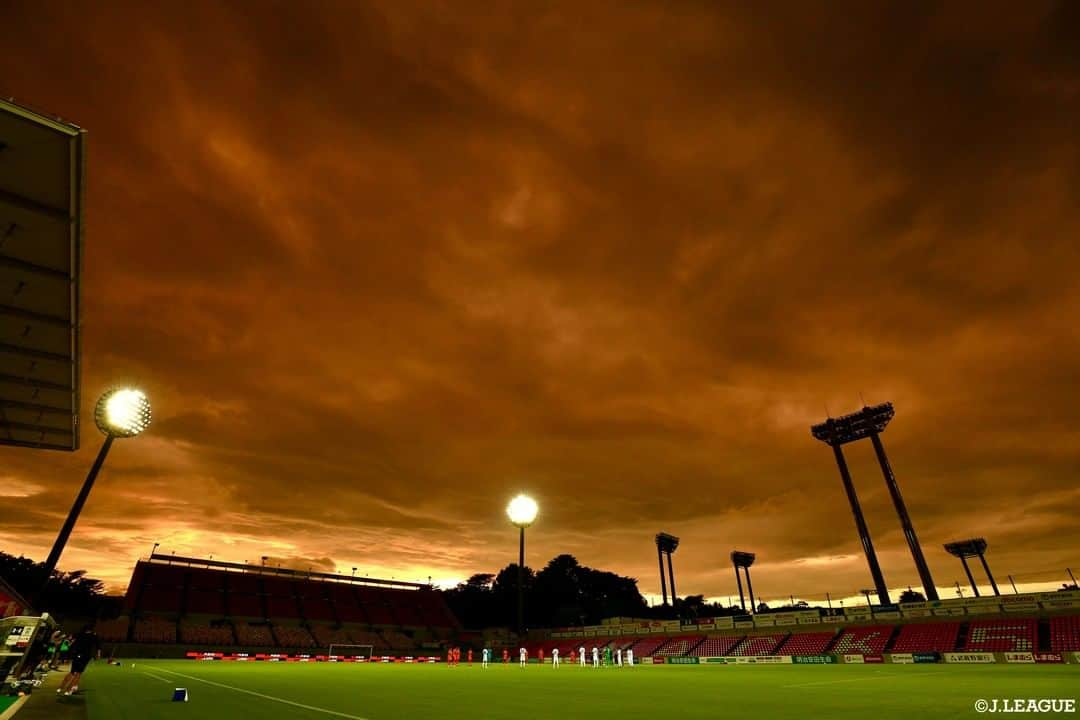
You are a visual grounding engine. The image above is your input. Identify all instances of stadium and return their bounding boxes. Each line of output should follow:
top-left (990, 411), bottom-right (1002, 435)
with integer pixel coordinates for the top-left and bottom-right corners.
top-left (3, 3), bottom-right (1080, 719)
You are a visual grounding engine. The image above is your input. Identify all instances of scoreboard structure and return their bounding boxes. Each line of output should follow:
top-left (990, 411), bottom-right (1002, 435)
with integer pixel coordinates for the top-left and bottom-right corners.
top-left (0, 97), bottom-right (84, 451)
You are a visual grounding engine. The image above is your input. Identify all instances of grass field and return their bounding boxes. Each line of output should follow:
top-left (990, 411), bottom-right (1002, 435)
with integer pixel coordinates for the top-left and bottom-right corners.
top-left (61, 660), bottom-right (1079, 720)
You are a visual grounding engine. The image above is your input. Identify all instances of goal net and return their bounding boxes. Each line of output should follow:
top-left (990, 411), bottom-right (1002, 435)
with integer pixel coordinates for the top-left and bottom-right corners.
top-left (328, 644), bottom-right (375, 660)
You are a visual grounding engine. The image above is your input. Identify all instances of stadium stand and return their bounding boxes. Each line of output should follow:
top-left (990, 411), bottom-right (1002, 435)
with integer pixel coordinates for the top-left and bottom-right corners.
top-left (655, 635), bottom-right (703, 656)
top-left (349, 629), bottom-right (390, 650)
top-left (381, 629), bottom-right (416, 649)
top-left (1049, 615), bottom-right (1080, 651)
top-left (831, 625), bottom-right (892, 655)
top-left (180, 620), bottom-right (234, 645)
top-left (225, 573), bottom-right (264, 617)
top-left (310, 624), bottom-right (353, 647)
top-left (963, 618), bottom-right (1036, 652)
top-left (95, 617), bottom-right (130, 642)
top-left (359, 588), bottom-right (398, 625)
top-left (730, 634), bottom-right (785, 656)
top-left (689, 635), bottom-right (742, 657)
top-left (626, 636), bottom-right (668, 656)
top-left (273, 625), bottom-right (317, 648)
top-left (889, 622), bottom-right (960, 653)
top-left (298, 584), bottom-right (337, 622)
top-left (133, 616), bottom-right (176, 643)
top-left (775, 631), bottom-right (835, 656)
top-left (234, 622), bottom-right (274, 646)
top-left (330, 585), bottom-right (367, 623)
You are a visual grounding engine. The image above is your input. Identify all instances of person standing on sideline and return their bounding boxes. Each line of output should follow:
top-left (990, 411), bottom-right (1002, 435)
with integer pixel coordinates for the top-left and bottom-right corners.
top-left (552, 647), bottom-right (560, 668)
top-left (579, 645), bottom-right (586, 666)
top-left (616, 648), bottom-right (623, 667)
top-left (481, 647), bottom-right (489, 668)
top-left (627, 648), bottom-right (634, 667)
top-left (519, 646), bottom-right (528, 668)
top-left (57, 625), bottom-right (99, 696)
top-left (591, 646), bottom-right (599, 668)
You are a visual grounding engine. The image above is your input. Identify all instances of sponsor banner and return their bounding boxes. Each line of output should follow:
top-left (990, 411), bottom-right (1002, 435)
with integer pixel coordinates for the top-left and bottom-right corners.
top-left (844, 608), bottom-right (873, 621)
top-left (753, 616), bottom-right (776, 627)
top-left (1035, 653), bottom-right (1063, 664)
top-left (1005, 652), bottom-right (1035, 664)
top-left (890, 653), bottom-right (914, 664)
top-left (932, 606), bottom-right (967, 617)
top-left (774, 617), bottom-right (797, 626)
top-left (944, 652), bottom-right (996, 664)
top-left (734, 620), bottom-right (755, 629)
top-left (639, 656), bottom-right (653, 665)
top-left (701, 656), bottom-right (729, 664)
top-left (899, 601), bottom-right (928, 611)
top-left (797, 617), bottom-right (823, 625)
top-left (822, 615), bottom-right (847, 624)
top-left (1038, 590), bottom-right (1080, 603)
top-left (1073, 652), bottom-right (1080, 665)
top-left (680, 624), bottom-right (699, 632)
top-left (736, 655), bottom-right (792, 665)
top-left (697, 623), bottom-right (716, 631)
top-left (874, 611), bottom-right (901, 620)
top-left (902, 608), bottom-right (933, 618)
top-left (876, 604), bottom-right (900, 613)
top-left (667, 657), bottom-right (699, 665)
top-left (792, 655), bottom-right (836, 664)
top-left (959, 596), bottom-right (1004, 607)
top-left (843, 654), bottom-right (865, 664)
top-left (713, 617), bottom-right (735, 630)
top-left (1040, 599), bottom-right (1080, 611)
top-left (864, 655), bottom-right (884, 664)
top-left (913, 652), bottom-right (940, 664)
top-left (964, 604), bottom-right (1001, 615)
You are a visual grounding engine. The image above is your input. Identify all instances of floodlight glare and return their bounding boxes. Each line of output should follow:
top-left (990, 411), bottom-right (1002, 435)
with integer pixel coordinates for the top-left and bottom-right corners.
top-left (95, 388), bottom-right (152, 438)
top-left (507, 494), bottom-right (538, 527)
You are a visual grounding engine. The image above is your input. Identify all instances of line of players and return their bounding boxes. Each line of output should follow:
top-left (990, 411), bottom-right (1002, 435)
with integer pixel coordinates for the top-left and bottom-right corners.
top-left (445, 645), bottom-right (634, 668)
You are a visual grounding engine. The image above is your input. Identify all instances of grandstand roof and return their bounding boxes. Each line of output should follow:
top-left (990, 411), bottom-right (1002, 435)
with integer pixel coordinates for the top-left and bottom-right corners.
top-left (146, 554), bottom-right (430, 590)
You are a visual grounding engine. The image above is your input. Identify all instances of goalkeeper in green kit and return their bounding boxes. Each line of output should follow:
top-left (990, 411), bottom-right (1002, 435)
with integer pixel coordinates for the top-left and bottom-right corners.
top-left (604, 646), bottom-right (612, 667)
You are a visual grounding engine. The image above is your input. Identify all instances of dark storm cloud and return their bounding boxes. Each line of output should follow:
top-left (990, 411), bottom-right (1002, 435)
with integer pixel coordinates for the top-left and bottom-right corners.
top-left (1, 1), bottom-right (1077, 597)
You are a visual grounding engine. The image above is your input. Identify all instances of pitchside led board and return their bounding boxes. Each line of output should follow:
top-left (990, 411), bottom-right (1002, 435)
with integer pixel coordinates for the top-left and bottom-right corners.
top-left (0, 98), bottom-right (84, 451)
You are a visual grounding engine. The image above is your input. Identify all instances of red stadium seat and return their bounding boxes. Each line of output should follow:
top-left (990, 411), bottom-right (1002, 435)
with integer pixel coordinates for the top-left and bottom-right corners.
top-left (831, 625), bottom-right (892, 655)
top-left (1049, 615), bottom-right (1080, 651)
top-left (730, 634), bottom-right (785, 656)
top-left (690, 635), bottom-right (742, 657)
top-left (889, 622), bottom-right (960, 653)
top-left (775, 631), bottom-right (835, 656)
top-left (963, 619), bottom-right (1036, 652)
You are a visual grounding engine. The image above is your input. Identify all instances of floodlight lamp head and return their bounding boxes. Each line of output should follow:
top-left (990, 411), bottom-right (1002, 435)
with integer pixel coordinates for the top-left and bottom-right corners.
top-left (94, 387), bottom-right (152, 438)
top-left (507, 494), bottom-right (538, 527)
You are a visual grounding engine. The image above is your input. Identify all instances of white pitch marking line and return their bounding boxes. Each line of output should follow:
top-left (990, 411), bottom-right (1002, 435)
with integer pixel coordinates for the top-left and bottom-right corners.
top-left (147, 666), bottom-right (370, 719)
top-left (140, 670), bottom-right (173, 684)
top-left (784, 673), bottom-right (901, 689)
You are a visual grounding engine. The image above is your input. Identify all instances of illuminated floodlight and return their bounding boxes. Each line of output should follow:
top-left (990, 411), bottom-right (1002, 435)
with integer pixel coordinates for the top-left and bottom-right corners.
top-left (507, 494), bottom-right (538, 528)
top-left (95, 388), bottom-right (152, 438)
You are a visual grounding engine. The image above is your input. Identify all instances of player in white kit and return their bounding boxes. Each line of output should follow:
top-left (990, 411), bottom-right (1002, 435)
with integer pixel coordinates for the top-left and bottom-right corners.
top-left (626, 648), bottom-right (634, 666)
top-left (616, 648), bottom-right (623, 666)
top-left (579, 646), bottom-right (586, 666)
top-left (591, 647), bottom-right (599, 668)
top-left (552, 647), bottom-right (560, 667)
top-left (519, 647), bottom-right (527, 668)
top-left (482, 647), bottom-right (490, 668)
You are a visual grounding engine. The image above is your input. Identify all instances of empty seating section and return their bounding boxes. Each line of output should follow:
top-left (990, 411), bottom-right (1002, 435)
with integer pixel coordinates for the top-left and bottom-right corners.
top-left (349, 630), bottom-right (390, 650)
top-left (627, 636), bottom-right (668, 656)
top-left (890, 622), bottom-right (960, 653)
top-left (137, 565), bottom-right (185, 613)
top-left (774, 631), bottom-right (834, 655)
top-left (331, 586), bottom-right (367, 623)
top-left (180, 621), bottom-right (234, 645)
top-left (359, 589), bottom-right (398, 625)
top-left (656, 636), bottom-right (703, 656)
top-left (831, 625), bottom-right (891, 655)
top-left (229, 593), bottom-right (263, 617)
top-left (417, 590), bottom-right (459, 627)
top-left (234, 623), bottom-right (274, 646)
top-left (1050, 615), bottom-right (1080, 651)
top-left (394, 603), bottom-right (425, 627)
top-left (134, 616), bottom-right (176, 643)
top-left (963, 619), bottom-right (1036, 652)
top-left (381, 629), bottom-right (416, 649)
top-left (731, 634), bottom-right (784, 656)
top-left (95, 617), bottom-right (130, 642)
top-left (310, 624), bottom-right (352, 646)
top-left (186, 588), bottom-right (225, 615)
top-left (690, 635), bottom-right (742, 657)
top-left (273, 625), bottom-right (316, 648)
top-left (299, 588), bottom-right (336, 622)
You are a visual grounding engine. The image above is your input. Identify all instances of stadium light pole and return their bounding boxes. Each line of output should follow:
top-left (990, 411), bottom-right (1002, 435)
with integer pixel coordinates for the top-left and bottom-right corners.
top-left (40, 388), bottom-right (152, 596)
top-left (507, 494), bottom-right (538, 640)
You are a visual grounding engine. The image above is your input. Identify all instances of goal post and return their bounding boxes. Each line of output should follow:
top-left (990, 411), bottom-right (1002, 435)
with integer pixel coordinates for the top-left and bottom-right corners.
top-left (328, 644), bottom-right (375, 659)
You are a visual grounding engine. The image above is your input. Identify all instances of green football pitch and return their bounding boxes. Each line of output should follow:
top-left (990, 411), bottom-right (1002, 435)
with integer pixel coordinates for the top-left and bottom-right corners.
top-left (65, 660), bottom-right (1078, 720)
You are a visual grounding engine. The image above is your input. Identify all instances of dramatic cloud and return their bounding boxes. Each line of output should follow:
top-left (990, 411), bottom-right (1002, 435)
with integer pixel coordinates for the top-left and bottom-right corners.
top-left (2, 1), bottom-right (1078, 603)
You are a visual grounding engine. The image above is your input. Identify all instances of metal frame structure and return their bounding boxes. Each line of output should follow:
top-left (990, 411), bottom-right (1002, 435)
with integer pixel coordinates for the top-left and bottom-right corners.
top-left (811, 402), bottom-right (939, 603)
top-left (655, 533), bottom-right (680, 606)
top-left (731, 551), bottom-right (757, 612)
top-left (944, 538), bottom-right (1000, 597)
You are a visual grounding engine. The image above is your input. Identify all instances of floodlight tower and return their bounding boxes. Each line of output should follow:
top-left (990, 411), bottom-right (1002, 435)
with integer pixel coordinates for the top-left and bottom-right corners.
top-left (507, 494), bottom-right (538, 638)
top-left (811, 402), bottom-right (939, 603)
top-left (731, 551), bottom-right (757, 613)
top-left (40, 388), bottom-right (152, 593)
top-left (944, 538), bottom-right (999, 597)
top-left (655, 533), bottom-right (680, 606)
